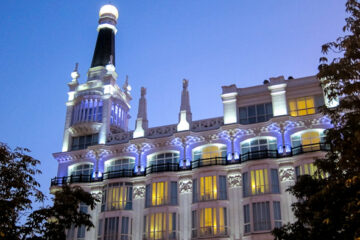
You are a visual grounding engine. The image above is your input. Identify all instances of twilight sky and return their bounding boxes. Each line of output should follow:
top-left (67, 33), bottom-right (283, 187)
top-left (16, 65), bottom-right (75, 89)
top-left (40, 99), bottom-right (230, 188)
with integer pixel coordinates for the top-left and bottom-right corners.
top-left (0, 0), bottom-right (346, 202)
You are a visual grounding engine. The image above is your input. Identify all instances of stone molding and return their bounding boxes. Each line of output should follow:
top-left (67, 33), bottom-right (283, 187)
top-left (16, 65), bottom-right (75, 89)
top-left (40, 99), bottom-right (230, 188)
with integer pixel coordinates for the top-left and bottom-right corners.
top-left (279, 167), bottom-right (295, 182)
top-left (133, 185), bottom-right (146, 199)
top-left (227, 173), bottom-right (242, 188)
top-left (179, 178), bottom-right (192, 193)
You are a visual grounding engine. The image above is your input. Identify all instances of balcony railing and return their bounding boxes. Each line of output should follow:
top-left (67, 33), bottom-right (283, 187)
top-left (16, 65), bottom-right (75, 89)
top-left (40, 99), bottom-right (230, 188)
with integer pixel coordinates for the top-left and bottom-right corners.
top-left (291, 142), bottom-right (330, 156)
top-left (143, 230), bottom-right (178, 240)
top-left (51, 143), bottom-right (329, 186)
top-left (192, 226), bottom-right (229, 239)
top-left (191, 156), bottom-right (227, 169)
top-left (146, 162), bottom-right (180, 174)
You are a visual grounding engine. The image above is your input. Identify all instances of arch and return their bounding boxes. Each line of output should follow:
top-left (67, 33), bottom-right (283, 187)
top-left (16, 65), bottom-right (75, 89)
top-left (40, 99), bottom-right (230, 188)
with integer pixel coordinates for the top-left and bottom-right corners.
top-left (104, 157), bottom-right (136, 173)
top-left (146, 150), bottom-right (180, 167)
top-left (290, 128), bottom-right (326, 153)
top-left (192, 143), bottom-right (227, 161)
top-left (68, 162), bottom-right (94, 176)
top-left (239, 136), bottom-right (277, 161)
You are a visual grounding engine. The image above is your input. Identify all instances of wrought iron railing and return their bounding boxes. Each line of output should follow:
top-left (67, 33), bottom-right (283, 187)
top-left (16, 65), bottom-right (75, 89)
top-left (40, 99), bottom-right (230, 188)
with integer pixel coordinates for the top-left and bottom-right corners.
top-left (291, 142), bottom-right (330, 156)
top-left (142, 230), bottom-right (178, 240)
top-left (191, 156), bottom-right (227, 169)
top-left (192, 226), bottom-right (229, 239)
top-left (146, 162), bottom-right (180, 174)
top-left (51, 143), bottom-right (329, 186)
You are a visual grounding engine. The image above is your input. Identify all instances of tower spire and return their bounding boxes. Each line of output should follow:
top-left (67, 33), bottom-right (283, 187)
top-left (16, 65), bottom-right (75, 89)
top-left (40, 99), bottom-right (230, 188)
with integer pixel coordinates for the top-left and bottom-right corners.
top-left (90, 4), bottom-right (118, 68)
top-left (133, 87), bottom-right (148, 138)
top-left (177, 79), bottom-right (192, 131)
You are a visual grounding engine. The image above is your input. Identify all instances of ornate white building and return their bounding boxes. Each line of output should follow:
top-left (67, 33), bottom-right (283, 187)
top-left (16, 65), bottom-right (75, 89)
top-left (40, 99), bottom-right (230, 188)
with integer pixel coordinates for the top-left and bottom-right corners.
top-left (52, 4), bottom-right (337, 240)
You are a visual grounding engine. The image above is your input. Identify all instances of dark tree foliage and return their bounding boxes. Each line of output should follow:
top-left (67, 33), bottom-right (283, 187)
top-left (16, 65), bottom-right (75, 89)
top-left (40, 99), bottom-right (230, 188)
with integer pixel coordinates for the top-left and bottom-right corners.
top-left (25, 185), bottom-right (99, 240)
top-left (0, 143), bottom-right (44, 239)
top-left (0, 142), bottom-right (99, 240)
top-left (273, 0), bottom-right (360, 239)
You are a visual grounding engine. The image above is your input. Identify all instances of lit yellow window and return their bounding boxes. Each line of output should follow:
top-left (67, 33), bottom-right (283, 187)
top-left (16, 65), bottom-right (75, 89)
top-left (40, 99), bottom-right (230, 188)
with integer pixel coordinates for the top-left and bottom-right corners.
top-left (289, 96), bottom-right (315, 117)
top-left (199, 208), bottom-right (226, 236)
top-left (202, 146), bottom-right (220, 159)
top-left (107, 185), bottom-right (128, 210)
top-left (301, 131), bottom-right (320, 151)
top-left (250, 169), bottom-right (269, 195)
top-left (152, 182), bottom-right (168, 206)
top-left (300, 163), bottom-right (317, 176)
top-left (200, 176), bottom-right (217, 200)
top-left (149, 213), bottom-right (166, 240)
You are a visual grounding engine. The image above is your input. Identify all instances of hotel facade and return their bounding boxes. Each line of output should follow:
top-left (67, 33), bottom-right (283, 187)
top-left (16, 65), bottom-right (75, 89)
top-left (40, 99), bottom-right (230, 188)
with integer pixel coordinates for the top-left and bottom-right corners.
top-left (51, 4), bottom-right (337, 240)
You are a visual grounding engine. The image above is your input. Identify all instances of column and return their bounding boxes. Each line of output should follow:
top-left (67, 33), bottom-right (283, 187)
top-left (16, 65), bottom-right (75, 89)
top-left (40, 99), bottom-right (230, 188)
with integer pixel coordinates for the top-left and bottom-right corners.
top-left (178, 178), bottom-right (193, 240)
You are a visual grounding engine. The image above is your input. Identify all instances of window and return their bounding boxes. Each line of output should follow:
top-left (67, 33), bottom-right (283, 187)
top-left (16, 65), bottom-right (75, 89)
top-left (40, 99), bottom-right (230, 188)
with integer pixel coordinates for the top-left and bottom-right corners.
top-left (105, 158), bottom-right (135, 172)
top-left (196, 208), bottom-right (227, 237)
top-left (242, 169), bottom-right (270, 196)
top-left (71, 98), bottom-right (103, 125)
top-left (192, 145), bottom-right (227, 167)
top-left (244, 204), bottom-right (251, 233)
top-left (291, 130), bottom-right (326, 153)
top-left (289, 95), bottom-right (324, 117)
top-left (239, 103), bottom-right (273, 124)
top-left (271, 169), bottom-right (280, 194)
top-left (97, 219), bottom-right (103, 240)
top-left (69, 164), bottom-right (93, 182)
top-left (200, 176), bottom-right (217, 201)
top-left (77, 204), bottom-right (88, 239)
top-left (104, 217), bottom-right (119, 240)
top-left (295, 163), bottom-right (317, 178)
top-left (120, 217), bottom-right (132, 240)
top-left (253, 202), bottom-right (271, 231)
top-left (71, 133), bottom-right (99, 150)
top-left (101, 182), bottom-right (133, 211)
top-left (273, 201), bottom-right (282, 228)
top-left (149, 152), bottom-right (179, 166)
top-left (193, 145), bottom-right (227, 161)
top-left (145, 181), bottom-right (177, 207)
top-left (143, 212), bottom-right (176, 240)
top-left (240, 138), bottom-right (277, 160)
top-left (110, 103), bottom-right (127, 128)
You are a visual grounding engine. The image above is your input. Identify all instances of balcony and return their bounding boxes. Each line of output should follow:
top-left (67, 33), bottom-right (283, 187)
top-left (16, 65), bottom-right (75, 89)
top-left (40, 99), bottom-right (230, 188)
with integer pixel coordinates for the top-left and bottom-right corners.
top-left (51, 143), bottom-right (328, 186)
top-left (143, 231), bottom-right (178, 240)
top-left (146, 162), bottom-right (180, 174)
top-left (191, 156), bottom-right (227, 169)
top-left (291, 142), bottom-right (330, 156)
top-left (192, 226), bottom-right (229, 239)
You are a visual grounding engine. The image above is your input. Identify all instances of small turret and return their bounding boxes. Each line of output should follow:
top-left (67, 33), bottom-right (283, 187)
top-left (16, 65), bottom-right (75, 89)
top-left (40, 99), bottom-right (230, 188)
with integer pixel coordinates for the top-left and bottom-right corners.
top-left (133, 87), bottom-right (149, 138)
top-left (177, 79), bottom-right (192, 131)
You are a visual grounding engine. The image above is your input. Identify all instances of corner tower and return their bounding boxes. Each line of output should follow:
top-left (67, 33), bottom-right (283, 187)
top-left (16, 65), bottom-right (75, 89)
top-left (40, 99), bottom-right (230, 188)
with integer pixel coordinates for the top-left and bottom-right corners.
top-left (61, 5), bottom-right (131, 152)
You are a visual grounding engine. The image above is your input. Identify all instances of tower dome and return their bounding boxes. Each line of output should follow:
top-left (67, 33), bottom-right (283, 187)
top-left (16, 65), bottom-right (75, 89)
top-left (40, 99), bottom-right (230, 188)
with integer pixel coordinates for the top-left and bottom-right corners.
top-left (99, 4), bottom-right (119, 20)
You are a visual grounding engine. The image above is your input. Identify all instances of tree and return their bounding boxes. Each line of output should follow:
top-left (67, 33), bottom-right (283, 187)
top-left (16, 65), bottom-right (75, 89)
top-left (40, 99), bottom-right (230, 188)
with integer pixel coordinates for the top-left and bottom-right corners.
top-left (26, 185), bottom-right (99, 240)
top-left (273, 0), bottom-right (360, 239)
top-left (0, 142), bottom-right (99, 240)
top-left (0, 143), bottom-right (44, 239)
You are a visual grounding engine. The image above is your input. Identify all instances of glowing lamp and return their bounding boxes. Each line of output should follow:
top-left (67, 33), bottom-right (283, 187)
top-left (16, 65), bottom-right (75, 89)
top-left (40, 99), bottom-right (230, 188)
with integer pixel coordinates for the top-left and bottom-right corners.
top-left (99, 4), bottom-right (119, 20)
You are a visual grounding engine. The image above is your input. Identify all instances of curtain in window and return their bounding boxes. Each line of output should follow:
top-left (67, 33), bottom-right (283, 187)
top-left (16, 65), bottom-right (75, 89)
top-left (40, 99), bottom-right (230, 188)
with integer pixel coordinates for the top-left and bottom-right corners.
top-left (250, 169), bottom-right (269, 195)
top-left (192, 179), bottom-right (198, 203)
top-left (252, 202), bottom-right (271, 231)
top-left (170, 181), bottom-right (178, 205)
top-left (243, 204), bottom-right (250, 233)
top-left (200, 176), bottom-right (217, 201)
top-left (271, 169), bottom-right (280, 193)
top-left (273, 201), bottom-right (282, 228)
top-left (104, 217), bottom-right (119, 240)
top-left (219, 176), bottom-right (227, 200)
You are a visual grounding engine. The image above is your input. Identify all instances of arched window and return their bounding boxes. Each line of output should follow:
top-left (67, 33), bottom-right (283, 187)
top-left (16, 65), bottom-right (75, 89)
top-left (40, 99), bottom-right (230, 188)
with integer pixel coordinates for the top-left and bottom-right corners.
top-left (291, 130), bottom-right (326, 154)
top-left (149, 152), bottom-right (179, 166)
top-left (192, 144), bottom-right (227, 168)
top-left (240, 137), bottom-right (277, 161)
top-left (104, 158), bottom-right (135, 178)
top-left (105, 158), bottom-right (135, 172)
top-left (147, 152), bottom-right (179, 173)
top-left (68, 163), bottom-right (93, 182)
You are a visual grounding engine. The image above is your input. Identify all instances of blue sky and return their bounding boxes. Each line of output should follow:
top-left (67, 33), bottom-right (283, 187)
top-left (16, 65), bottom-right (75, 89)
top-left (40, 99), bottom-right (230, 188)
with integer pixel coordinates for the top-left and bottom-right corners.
top-left (0, 0), bottom-right (346, 202)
